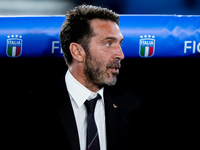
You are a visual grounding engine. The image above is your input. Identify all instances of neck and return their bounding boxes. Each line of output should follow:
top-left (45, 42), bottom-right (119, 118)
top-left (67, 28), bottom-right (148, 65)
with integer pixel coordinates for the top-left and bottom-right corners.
top-left (69, 65), bottom-right (100, 93)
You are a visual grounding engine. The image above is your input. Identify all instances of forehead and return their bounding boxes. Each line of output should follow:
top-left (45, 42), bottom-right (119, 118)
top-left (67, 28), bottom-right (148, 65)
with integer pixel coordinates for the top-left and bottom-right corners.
top-left (90, 19), bottom-right (123, 40)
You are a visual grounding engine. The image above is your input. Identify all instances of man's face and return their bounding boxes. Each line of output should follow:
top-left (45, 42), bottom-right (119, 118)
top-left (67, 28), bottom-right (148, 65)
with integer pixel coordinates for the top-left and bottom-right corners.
top-left (84, 19), bottom-right (124, 88)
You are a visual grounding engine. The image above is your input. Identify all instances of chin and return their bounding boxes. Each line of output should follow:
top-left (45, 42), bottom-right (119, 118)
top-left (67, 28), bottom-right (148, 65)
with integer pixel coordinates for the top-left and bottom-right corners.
top-left (97, 72), bottom-right (118, 87)
top-left (104, 76), bottom-right (117, 86)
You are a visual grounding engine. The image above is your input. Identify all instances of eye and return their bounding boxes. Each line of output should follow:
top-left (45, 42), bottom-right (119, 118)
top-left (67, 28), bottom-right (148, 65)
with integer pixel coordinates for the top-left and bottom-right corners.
top-left (105, 42), bottom-right (111, 47)
top-left (120, 41), bottom-right (123, 46)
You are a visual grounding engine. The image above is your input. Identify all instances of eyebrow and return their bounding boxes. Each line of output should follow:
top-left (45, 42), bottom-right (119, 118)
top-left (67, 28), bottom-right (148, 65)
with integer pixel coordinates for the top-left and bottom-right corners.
top-left (101, 37), bottom-right (124, 43)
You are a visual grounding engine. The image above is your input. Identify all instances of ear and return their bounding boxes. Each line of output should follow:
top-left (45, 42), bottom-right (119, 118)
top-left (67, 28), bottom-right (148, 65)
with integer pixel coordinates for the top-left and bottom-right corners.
top-left (69, 43), bottom-right (85, 63)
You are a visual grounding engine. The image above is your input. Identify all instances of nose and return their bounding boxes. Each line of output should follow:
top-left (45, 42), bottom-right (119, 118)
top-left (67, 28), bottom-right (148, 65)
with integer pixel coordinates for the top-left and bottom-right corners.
top-left (115, 45), bottom-right (125, 60)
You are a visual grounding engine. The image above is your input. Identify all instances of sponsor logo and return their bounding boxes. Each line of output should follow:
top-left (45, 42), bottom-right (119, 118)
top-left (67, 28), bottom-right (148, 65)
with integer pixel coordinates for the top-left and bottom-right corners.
top-left (139, 35), bottom-right (155, 58)
top-left (6, 35), bottom-right (23, 57)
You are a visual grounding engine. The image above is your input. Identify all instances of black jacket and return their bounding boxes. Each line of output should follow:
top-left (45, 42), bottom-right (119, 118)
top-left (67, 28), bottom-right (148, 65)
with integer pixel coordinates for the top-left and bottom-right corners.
top-left (20, 77), bottom-right (142, 150)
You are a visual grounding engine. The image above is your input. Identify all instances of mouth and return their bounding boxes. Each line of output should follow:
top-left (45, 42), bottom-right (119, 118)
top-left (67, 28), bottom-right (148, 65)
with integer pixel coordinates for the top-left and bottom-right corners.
top-left (107, 60), bottom-right (121, 74)
top-left (109, 66), bottom-right (119, 74)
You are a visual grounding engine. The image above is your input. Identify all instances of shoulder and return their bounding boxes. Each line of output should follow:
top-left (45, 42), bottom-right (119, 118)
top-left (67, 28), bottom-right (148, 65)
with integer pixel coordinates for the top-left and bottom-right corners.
top-left (104, 86), bottom-right (141, 111)
top-left (30, 76), bottom-right (65, 94)
top-left (104, 85), bottom-right (138, 97)
top-left (24, 77), bottom-right (69, 120)
top-left (27, 76), bottom-right (67, 104)
top-left (28, 82), bottom-right (57, 100)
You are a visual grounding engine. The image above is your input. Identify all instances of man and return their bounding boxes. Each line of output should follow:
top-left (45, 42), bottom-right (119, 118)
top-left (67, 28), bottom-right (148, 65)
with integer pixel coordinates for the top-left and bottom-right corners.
top-left (25, 4), bottom-right (142, 150)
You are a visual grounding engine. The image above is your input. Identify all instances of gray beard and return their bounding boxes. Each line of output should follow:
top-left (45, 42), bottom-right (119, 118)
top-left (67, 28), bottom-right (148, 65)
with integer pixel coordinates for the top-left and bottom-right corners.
top-left (84, 53), bottom-right (118, 88)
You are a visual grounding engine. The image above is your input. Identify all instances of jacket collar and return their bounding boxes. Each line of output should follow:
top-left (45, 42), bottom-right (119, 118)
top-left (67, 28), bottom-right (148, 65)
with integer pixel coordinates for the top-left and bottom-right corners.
top-left (104, 86), bottom-right (122, 150)
top-left (65, 70), bottom-right (104, 108)
top-left (56, 76), bottom-right (81, 150)
top-left (56, 77), bottom-right (122, 150)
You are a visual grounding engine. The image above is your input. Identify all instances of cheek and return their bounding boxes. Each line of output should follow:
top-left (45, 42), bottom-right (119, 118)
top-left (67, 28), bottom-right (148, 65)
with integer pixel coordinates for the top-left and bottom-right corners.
top-left (95, 58), bottom-right (108, 71)
top-left (89, 44), bottom-right (113, 69)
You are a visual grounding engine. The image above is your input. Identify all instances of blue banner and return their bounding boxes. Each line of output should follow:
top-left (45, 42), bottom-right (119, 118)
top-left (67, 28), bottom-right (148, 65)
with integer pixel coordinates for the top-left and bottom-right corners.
top-left (0, 15), bottom-right (199, 58)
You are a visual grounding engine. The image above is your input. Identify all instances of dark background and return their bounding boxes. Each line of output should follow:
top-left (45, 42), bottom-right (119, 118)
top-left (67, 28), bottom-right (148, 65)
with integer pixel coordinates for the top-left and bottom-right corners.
top-left (2, 57), bottom-right (199, 148)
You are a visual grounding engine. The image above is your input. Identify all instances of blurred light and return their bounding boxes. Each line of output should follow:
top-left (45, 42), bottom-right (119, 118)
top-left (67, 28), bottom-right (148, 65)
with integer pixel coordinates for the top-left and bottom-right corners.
top-left (0, 0), bottom-right (75, 16)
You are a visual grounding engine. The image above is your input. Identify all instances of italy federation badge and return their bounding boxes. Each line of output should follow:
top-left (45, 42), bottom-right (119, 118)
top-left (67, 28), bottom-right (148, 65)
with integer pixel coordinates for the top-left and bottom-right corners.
top-left (6, 35), bottom-right (22, 57)
top-left (139, 35), bottom-right (155, 58)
